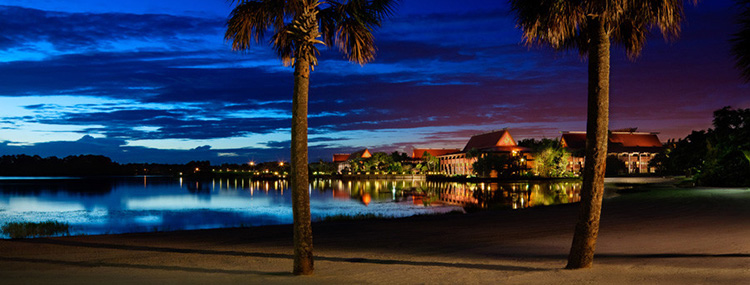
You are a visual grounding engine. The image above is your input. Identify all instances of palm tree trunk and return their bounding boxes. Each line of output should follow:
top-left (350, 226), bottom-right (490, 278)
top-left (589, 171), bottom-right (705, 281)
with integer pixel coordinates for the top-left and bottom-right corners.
top-left (566, 16), bottom-right (610, 269)
top-left (291, 57), bottom-right (314, 275)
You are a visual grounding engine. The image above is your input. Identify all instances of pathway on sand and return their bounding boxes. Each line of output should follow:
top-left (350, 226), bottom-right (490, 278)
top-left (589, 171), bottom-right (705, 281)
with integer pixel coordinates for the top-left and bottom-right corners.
top-left (1, 187), bottom-right (749, 284)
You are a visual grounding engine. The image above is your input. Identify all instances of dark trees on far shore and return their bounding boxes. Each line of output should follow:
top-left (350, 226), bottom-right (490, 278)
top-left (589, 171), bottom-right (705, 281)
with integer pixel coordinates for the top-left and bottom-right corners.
top-left (652, 107), bottom-right (750, 187)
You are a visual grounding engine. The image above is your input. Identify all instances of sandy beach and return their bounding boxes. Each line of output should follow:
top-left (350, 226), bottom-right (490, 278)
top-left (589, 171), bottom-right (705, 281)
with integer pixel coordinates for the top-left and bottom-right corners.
top-left (2, 186), bottom-right (749, 284)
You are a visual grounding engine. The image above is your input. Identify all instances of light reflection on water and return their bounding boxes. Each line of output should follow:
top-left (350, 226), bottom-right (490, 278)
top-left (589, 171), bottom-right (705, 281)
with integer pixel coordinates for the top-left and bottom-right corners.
top-left (0, 177), bottom-right (581, 238)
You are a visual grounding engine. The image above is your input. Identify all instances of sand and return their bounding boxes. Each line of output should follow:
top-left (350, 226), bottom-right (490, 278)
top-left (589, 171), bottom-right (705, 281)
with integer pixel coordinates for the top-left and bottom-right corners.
top-left (1, 186), bottom-right (749, 284)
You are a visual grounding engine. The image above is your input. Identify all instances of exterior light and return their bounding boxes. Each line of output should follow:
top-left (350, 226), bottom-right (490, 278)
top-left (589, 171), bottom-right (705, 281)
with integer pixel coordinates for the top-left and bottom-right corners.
top-left (249, 161), bottom-right (255, 166)
top-left (279, 162), bottom-right (284, 166)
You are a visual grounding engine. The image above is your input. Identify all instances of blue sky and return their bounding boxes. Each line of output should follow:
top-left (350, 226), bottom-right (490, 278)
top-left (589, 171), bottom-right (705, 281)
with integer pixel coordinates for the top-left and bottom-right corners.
top-left (0, 0), bottom-right (748, 164)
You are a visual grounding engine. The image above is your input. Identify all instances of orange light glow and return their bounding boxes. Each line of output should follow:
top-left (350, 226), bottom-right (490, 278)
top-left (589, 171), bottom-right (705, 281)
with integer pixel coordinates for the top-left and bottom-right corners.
top-left (361, 193), bottom-right (371, 206)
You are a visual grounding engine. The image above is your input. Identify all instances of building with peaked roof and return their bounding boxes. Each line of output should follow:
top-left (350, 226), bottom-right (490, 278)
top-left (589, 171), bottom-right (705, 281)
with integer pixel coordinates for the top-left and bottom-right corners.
top-left (348, 149), bottom-right (372, 160)
top-left (437, 129), bottom-right (532, 176)
top-left (560, 129), bottom-right (664, 174)
top-left (333, 149), bottom-right (373, 173)
top-left (461, 129), bottom-right (519, 152)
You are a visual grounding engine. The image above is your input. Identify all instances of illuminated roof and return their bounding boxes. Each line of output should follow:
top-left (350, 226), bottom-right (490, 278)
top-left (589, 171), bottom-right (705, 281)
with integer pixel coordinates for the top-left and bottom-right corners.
top-left (412, 148), bottom-right (461, 159)
top-left (332, 154), bottom-right (350, 162)
top-left (332, 149), bottom-right (372, 162)
top-left (462, 129), bottom-right (517, 152)
top-left (561, 131), bottom-right (664, 153)
top-left (560, 132), bottom-right (587, 149)
top-left (348, 149), bottom-right (372, 160)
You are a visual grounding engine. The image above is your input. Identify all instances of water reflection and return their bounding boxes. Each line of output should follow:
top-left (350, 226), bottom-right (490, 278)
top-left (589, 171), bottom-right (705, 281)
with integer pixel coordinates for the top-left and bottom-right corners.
top-left (311, 179), bottom-right (581, 210)
top-left (0, 177), bottom-right (581, 238)
top-left (453, 181), bottom-right (582, 209)
top-left (0, 178), bottom-right (113, 196)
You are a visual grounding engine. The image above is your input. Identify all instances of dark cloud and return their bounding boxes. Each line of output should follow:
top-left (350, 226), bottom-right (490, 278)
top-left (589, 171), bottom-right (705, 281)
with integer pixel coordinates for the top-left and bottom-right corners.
top-left (0, 5), bottom-right (222, 50)
top-left (0, 51), bottom-right (290, 102)
top-left (49, 109), bottom-right (289, 140)
top-left (23, 104), bottom-right (46, 109)
top-left (309, 137), bottom-right (348, 143)
top-left (263, 141), bottom-right (289, 149)
top-left (373, 41), bottom-right (477, 63)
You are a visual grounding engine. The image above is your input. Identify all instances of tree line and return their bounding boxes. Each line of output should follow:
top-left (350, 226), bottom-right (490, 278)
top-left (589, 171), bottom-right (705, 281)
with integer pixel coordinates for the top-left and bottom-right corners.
top-left (651, 107), bottom-right (750, 186)
top-left (0, 154), bottom-right (211, 177)
top-left (0, 155), bottom-right (122, 176)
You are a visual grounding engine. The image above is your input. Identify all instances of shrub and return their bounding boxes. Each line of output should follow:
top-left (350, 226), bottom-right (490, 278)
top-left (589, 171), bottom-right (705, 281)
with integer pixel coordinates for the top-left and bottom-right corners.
top-left (605, 155), bottom-right (628, 176)
top-left (2, 221), bottom-right (70, 239)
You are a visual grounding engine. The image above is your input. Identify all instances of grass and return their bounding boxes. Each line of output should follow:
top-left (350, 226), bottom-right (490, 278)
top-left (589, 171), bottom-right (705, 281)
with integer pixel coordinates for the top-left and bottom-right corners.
top-left (2, 221), bottom-right (70, 239)
top-left (608, 186), bottom-right (750, 210)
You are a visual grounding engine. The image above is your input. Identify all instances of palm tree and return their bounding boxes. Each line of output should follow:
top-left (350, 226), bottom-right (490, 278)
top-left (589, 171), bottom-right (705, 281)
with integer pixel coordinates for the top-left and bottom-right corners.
top-left (732, 0), bottom-right (750, 81)
top-left (509, 0), bottom-right (696, 269)
top-left (225, 0), bottom-right (398, 275)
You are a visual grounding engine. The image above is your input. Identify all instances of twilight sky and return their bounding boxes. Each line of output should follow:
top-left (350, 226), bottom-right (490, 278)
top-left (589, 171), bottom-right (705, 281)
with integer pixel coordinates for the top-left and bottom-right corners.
top-left (0, 0), bottom-right (748, 164)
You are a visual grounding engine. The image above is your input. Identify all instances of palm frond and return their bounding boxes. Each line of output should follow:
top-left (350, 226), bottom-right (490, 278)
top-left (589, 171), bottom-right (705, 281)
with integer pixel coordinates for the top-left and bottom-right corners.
top-left (610, 10), bottom-right (650, 59)
top-left (627, 0), bottom-right (687, 41)
top-left (511, 0), bottom-right (696, 59)
top-left (320, 0), bottom-right (399, 64)
top-left (227, 0), bottom-right (398, 68)
top-left (369, 0), bottom-right (399, 20)
top-left (271, 25), bottom-right (296, 66)
top-left (225, 0), bottom-right (288, 51)
top-left (557, 23), bottom-right (590, 57)
top-left (611, 0), bottom-right (697, 60)
top-left (732, 0), bottom-right (750, 81)
top-left (336, 17), bottom-right (376, 64)
top-left (509, 0), bottom-right (587, 50)
top-left (318, 4), bottom-right (339, 48)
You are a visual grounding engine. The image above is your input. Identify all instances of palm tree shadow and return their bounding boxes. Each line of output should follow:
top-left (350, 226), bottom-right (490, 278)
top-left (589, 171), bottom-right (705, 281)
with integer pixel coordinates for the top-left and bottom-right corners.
top-left (14, 239), bottom-right (545, 273)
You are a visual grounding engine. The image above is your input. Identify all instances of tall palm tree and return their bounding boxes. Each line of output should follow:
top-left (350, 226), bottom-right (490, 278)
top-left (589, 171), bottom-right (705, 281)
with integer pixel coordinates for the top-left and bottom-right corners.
top-left (509, 0), bottom-right (697, 269)
top-left (732, 0), bottom-right (750, 81)
top-left (225, 0), bottom-right (398, 275)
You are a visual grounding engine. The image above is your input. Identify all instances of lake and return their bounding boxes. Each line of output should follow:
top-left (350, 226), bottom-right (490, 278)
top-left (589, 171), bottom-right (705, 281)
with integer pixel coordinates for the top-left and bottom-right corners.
top-left (0, 176), bottom-right (581, 238)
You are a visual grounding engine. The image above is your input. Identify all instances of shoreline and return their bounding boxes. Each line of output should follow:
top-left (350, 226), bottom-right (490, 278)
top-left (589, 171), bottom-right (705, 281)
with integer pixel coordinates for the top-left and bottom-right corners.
top-left (2, 186), bottom-right (749, 284)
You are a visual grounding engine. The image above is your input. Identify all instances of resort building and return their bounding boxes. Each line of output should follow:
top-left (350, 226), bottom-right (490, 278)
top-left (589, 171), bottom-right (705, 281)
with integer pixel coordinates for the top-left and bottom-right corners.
top-left (437, 129), bottom-right (532, 176)
top-left (333, 149), bottom-right (372, 173)
top-left (560, 129), bottom-right (664, 174)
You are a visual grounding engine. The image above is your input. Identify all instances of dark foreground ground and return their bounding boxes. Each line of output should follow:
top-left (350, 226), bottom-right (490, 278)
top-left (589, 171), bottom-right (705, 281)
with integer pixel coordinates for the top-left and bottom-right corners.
top-left (2, 186), bottom-right (749, 284)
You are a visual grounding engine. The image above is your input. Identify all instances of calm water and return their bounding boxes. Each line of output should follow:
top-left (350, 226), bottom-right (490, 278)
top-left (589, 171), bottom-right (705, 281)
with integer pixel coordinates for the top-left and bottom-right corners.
top-left (0, 177), bottom-right (581, 238)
